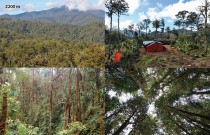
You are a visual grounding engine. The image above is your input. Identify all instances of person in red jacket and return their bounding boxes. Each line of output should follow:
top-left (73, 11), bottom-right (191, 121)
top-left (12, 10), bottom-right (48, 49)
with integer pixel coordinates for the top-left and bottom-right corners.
top-left (113, 52), bottom-right (122, 63)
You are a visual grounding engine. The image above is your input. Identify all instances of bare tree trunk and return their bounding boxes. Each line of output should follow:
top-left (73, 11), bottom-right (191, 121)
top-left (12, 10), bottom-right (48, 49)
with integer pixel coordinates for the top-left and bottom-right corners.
top-left (22, 82), bottom-right (26, 115)
top-left (96, 68), bottom-right (101, 103)
top-left (169, 106), bottom-right (210, 121)
top-left (155, 28), bottom-right (158, 39)
top-left (146, 25), bottom-right (148, 38)
top-left (177, 113), bottom-right (210, 133)
top-left (0, 93), bottom-right (8, 135)
top-left (65, 69), bottom-right (72, 129)
top-left (108, 0), bottom-right (113, 59)
top-left (78, 70), bottom-right (81, 122)
top-left (109, 14), bottom-right (113, 44)
top-left (177, 110), bottom-right (210, 129)
top-left (32, 68), bottom-right (35, 108)
top-left (118, 12), bottom-right (120, 49)
top-left (204, 0), bottom-right (208, 55)
top-left (62, 68), bottom-right (65, 93)
top-left (81, 70), bottom-right (85, 123)
top-left (113, 108), bottom-right (137, 135)
top-left (49, 68), bottom-right (53, 135)
top-left (75, 68), bottom-right (81, 122)
top-left (0, 69), bottom-right (8, 135)
top-left (171, 118), bottom-right (191, 135)
top-left (191, 90), bottom-right (210, 95)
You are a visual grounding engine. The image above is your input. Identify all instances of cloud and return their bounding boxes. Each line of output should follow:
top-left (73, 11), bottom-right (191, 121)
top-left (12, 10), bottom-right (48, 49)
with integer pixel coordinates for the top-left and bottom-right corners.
top-left (96, 0), bottom-right (105, 10)
top-left (64, 0), bottom-right (104, 11)
top-left (125, 0), bottom-right (148, 14)
top-left (64, 0), bottom-right (88, 11)
top-left (105, 16), bottom-right (110, 27)
top-left (156, 3), bottom-right (163, 8)
top-left (147, 0), bottom-right (203, 20)
top-left (147, 8), bottom-right (158, 21)
top-left (106, 19), bottom-right (135, 30)
top-left (167, 19), bottom-right (173, 23)
top-left (23, 4), bottom-right (36, 11)
top-left (119, 20), bottom-right (136, 30)
top-left (45, 2), bottom-right (62, 8)
top-left (138, 12), bottom-right (147, 21)
top-left (44, 0), bottom-right (104, 11)
top-left (125, 0), bottom-right (140, 14)
top-left (120, 20), bottom-right (132, 29)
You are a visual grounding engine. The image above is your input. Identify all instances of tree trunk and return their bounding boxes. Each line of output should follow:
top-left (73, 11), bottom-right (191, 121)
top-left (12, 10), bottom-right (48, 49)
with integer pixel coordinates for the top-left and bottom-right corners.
top-left (22, 82), bottom-right (26, 115)
top-left (177, 110), bottom-right (210, 129)
top-left (113, 109), bottom-right (137, 135)
top-left (191, 90), bottom-right (210, 95)
top-left (204, 0), bottom-right (208, 55)
top-left (0, 93), bottom-right (8, 135)
top-left (75, 68), bottom-right (81, 122)
top-left (166, 69), bottom-right (196, 85)
top-left (117, 12), bottom-right (120, 49)
top-left (62, 69), bottom-right (64, 92)
top-left (169, 106), bottom-right (210, 121)
top-left (171, 118), bottom-right (191, 135)
top-left (106, 107), bottom-right (123, 120)
top-left (78, 69), bottom-right (81, 122)
top-left (177, 113), bottom-right (210, 133)
top-left (81, 70), bottom-right (85, 123)
top-left (108, 0), bottom-right (113, 45)
top-left (0, 69), bottom-right (8, 135)
top-left (65, 69), bottom-right (72, 129)
top-left (146, 27), bottom-right (147, 37)
top-left (108, 7), bottom-right (113, 59)
top-left (96, 68), bottom-right (100, 103)
top-left (155, 28), bottom-right (157, 39)
top-left (49, 68), bottom-right (53, 135)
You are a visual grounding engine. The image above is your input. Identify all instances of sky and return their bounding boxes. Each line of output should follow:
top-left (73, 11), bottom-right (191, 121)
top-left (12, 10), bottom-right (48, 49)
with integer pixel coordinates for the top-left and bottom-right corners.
top-left (105, 0), bottom-right (208, 31)
top-left (0, 0), bottom-right (105, 15)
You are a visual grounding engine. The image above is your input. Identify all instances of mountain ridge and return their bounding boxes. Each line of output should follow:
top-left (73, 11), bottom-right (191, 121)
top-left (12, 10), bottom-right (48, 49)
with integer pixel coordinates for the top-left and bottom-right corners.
top-left (0, 5), bottom-right (105, 25)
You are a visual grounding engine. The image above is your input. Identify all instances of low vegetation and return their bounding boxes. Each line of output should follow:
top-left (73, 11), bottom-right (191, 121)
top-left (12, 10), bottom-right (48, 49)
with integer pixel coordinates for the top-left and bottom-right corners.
top-left (105, 0), bottom-right (210, 67)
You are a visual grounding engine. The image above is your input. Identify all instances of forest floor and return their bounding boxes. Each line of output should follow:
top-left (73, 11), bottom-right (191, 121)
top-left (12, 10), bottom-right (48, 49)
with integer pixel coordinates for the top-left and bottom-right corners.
top-left (139, 45), bottom-right (209, 67)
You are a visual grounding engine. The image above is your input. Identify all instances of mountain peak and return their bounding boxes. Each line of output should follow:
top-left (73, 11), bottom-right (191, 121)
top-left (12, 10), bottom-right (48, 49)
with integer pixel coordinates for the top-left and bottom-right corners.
top-left (0, 6), bottom-right (105, 25)
top-left (59, 5), bottom-right (69, 10)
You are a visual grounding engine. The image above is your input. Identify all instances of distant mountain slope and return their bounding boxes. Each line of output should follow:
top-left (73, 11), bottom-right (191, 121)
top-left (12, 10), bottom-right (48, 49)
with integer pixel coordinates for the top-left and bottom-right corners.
top-left (0, 6), bottom-right (105, 25)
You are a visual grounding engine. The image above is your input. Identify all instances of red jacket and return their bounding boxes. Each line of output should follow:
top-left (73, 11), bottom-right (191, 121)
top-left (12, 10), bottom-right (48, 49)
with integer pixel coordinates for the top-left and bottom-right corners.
top-left (113, 52), bottom-right (122, 63)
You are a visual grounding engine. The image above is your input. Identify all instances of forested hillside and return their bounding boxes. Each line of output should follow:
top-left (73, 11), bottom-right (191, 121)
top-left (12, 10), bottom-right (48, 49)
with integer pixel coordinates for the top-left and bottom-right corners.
top-left (106, 68), bottom-right (210, 134)
top-left (0, 68), bottom-right (104, 135)
top-left (0, 18), bottom-right (105, 67)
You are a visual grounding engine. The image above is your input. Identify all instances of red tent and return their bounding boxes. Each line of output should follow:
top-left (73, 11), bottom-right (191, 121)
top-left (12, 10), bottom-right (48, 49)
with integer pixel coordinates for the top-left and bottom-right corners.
top-left (143, 41), bottom-right (164, 52)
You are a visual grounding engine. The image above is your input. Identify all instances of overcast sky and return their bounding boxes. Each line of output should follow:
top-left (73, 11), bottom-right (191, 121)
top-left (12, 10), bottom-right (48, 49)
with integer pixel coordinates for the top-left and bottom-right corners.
top-left (105, 0), bottom-right (207, 31)
top-left (0, 0), bottom-right (105, 15)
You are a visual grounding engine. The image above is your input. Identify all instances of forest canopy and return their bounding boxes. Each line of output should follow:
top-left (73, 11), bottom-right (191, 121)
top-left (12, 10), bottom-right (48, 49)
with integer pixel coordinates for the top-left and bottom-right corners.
top-left (0, 18), bottom-right (105, 67)
top-left (106, 68), bottom-right (210, 134)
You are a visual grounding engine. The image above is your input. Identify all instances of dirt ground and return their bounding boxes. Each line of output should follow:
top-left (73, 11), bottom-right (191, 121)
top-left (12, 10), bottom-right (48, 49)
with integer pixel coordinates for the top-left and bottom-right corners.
top-left (139, 45), bottom-right (209, 67)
